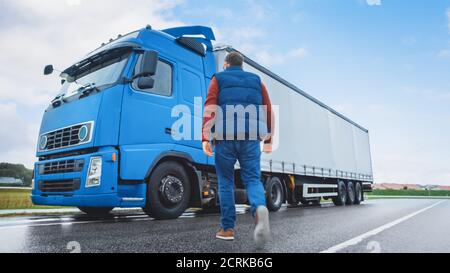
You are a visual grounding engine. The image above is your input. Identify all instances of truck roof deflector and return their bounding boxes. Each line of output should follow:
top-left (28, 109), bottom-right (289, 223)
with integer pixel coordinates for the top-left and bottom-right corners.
top-left (162, 26), bottom-right (216, 51)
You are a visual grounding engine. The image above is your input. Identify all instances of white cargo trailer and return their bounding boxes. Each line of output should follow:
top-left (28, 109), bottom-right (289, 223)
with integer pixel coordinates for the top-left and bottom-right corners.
top-left (211, 46), bottom-right (373, 210)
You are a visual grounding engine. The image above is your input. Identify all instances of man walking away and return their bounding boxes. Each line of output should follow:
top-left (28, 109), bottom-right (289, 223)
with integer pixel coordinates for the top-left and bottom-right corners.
top-left (202, 51), bottom-right (275, 247)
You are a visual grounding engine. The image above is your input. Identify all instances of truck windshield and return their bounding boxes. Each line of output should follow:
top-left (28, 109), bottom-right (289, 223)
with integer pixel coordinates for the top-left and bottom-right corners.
top-left (58, 48), bottom-right (132, 99)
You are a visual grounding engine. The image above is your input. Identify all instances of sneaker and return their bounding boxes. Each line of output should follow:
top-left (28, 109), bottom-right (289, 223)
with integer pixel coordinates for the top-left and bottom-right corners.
top-left (254, 206), bottom-right (271, 247)
top-left (216, 228), bottom-right (235, 241)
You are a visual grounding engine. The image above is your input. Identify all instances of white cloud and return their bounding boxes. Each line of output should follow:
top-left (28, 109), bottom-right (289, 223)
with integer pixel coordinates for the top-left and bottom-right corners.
top-left (0, 102), bottom-right (39, 167)
top-left (0, 0), bottom-right (185, 167)
top-left (246, 0), bottom-right (268, 20)
top-left (373, 152), bottom-right (450, 185)
top-left (436, 10), bottom-right (450, 58)
top-left (0, 0), bottom-right (184, 106)
top-left (438, 49), bottom-right (450, 58)
top-left (403, 86), bottom-right (450, 101)
top-left (366, 0), bottom-right (381, 6)
top-left (447, 8), bottom-right (450, 33)
top-left (401, 36), bottom-right (417, 46)
top-left (255, 47), bottom-right (308, 67)
top-left (213, 25), bottom-right (308, 67)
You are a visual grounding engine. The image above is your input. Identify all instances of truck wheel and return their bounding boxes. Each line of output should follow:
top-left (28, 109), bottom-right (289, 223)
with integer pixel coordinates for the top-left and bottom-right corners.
top-left (346, 181), bottom-right (356, 205)
top-left (332, 181), bottom-right (347, 206)
top-left (265, 177), bottom-right (284, 212)
top-left (143, 161), bottom-right (191, 220)
top-left (354, 182), bottom-right (363, 205)
top-left (311, 198), bottom-right (321, 206)
top-left (78, 207), bottom-right (113, 216)
top-left (287, 189), bottom-right (299, 206)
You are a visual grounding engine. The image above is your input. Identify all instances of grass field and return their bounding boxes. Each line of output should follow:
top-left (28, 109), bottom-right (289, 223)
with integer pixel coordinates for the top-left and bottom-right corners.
top-left (367, 189), bottom-right (450, 197)
top-left (2, 187), bottom-right (450, 211)
top-left (0, 188), bottom-right (67, 210)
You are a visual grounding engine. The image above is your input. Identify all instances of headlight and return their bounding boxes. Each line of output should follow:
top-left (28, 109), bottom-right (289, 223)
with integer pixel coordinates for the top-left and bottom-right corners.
top-left (86, 156), bottom-right (102, 188)
top-left (39, 135), bottom-right (48, 150)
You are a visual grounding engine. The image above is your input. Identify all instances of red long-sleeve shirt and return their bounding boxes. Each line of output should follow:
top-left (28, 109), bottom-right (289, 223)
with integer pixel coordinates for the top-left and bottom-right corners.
top-left (202, 76), bottom-right (275, 144)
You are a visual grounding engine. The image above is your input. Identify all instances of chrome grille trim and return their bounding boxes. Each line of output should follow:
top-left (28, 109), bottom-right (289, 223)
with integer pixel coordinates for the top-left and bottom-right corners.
top-left (39, 179), bottom-right (81, 193)
top-left (39, 159), bottom-right (84, 175)
top-left (38, 121), bottom-right (94, 152)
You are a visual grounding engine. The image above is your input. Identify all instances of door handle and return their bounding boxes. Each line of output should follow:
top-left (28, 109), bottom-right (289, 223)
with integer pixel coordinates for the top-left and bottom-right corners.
top-left (165, 128), bottom-right (172, 135)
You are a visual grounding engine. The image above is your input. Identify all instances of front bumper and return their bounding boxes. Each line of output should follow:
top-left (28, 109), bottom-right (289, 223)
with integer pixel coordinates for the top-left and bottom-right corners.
top-left (32, 146), bottom-right (121, 207)
top-left (31, 193), bottom-right (119, 207)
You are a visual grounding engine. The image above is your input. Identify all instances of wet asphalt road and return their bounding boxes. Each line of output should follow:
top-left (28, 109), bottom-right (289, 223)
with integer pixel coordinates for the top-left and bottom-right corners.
top-left (0, 198), bottom-right (449, 253)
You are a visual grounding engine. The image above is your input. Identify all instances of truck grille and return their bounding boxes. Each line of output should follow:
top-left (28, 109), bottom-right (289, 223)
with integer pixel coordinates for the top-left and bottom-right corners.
top-left (39, 159), bottom-right (84, 175)
top-left (46, 125), bottom-right (83, 150)
top-left (39, 179), bottom-right (81, 193)
top-left (39, 122), bottom-right (93, 152)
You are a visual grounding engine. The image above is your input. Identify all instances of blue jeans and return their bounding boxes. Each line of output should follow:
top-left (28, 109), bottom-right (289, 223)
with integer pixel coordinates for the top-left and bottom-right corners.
top-left (215, 140), bottom-right (267, 230)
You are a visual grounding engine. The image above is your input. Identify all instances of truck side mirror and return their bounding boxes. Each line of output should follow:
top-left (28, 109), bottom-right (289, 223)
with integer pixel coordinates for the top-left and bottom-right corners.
top-left (44, 65), bottom-right (54, 75)
top-left (137, 77), bottom-right (155, 90)
top-left (135, 50), bottom-right (158, 78)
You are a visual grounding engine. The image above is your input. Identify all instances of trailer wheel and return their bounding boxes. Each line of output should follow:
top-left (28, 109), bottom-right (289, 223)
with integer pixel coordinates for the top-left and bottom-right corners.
top-left (265, 177), bottom-right (284, 212)
top-left (346, 181), bottom-right (356, 205)
top-left (354, 182), bottom-right (363, 205)
top-left (332, 181), bottom-right (347, 206)
top-left (78, 207), bottom-right (113, 216)
top-left (143, 161), bottom-right (191, 220)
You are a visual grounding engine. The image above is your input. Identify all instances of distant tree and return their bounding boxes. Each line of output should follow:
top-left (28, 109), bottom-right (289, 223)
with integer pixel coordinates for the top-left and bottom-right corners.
top-left (0, 163), bottom-right (33, 187)
top-left (403, 186), bottom-right (408, 190)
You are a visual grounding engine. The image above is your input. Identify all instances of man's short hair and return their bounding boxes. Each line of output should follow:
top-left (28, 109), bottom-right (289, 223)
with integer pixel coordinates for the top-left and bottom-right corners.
top-left (225, 52), bottom-right (244, 67)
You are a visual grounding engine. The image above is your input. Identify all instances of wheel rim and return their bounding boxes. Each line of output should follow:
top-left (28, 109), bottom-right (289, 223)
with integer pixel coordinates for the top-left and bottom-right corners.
top-left (348, 184), bottom-right (355, 201)
top-left (356, 184), bottom-right (362, 200)
top-left (339, 184), bottom-right (347, 203)
top-left (270, 182), bottom-right (283, 207)
top-left (159, 175), bottom-right (184, 207)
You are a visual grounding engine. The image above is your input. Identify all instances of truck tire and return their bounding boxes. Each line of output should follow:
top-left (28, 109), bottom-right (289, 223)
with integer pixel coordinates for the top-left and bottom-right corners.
top-left (354, 182), bottom-right (363, 205)
top-left (332, 181), bottom-right (347, 206)
top-left (287, 188), bottom-right (299, 206)
top-left (78, 207), bottom-right (113, 216)
top-left (143, 161), bottom-right (191, 220)
top-left (346, 181), bottom-right (356, 205)
top-left (265, 176), bottom-right (284, 212)
top-left (311, 198), bottom-right (321, 206)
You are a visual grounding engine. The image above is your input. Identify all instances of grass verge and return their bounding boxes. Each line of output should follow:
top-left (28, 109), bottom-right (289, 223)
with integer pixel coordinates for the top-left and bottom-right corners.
top-left (0, 188), bottom-right (67, 210)
top-left (367, 189), bottom-right (450, 197)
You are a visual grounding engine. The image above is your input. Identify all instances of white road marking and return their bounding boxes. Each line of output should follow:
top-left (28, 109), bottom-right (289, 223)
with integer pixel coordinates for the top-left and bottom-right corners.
top-left (321, 200), bottom-right (447, 253)
top-left (0, 217), bottom-right (154, 230)
top-left (0, 217), bottom-right (68, 225)
top-left (0, 214), bottom-right (150, 227)
top-left (0, 210), bottom-right (207, 229)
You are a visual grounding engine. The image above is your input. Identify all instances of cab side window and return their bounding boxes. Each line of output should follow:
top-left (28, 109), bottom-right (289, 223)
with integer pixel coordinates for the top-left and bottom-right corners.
top-left (133, 55), bottom-right (173, 96)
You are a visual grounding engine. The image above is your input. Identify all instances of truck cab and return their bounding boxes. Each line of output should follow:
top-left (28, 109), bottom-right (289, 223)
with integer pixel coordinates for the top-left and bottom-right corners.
top-left (33, 26), bottom-right (217, 219)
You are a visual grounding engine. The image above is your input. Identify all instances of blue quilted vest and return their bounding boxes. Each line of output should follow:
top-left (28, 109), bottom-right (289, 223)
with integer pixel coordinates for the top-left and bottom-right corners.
top-left (214, 66), bottom-right (268, 141)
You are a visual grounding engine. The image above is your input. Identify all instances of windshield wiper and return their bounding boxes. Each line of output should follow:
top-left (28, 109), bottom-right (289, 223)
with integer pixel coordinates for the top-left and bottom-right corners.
top-left (51, 83), bottom-right (99, 108)
top-left (78, 83), bottom-right (99, 98)
top-left (51, 94), bottom-right (65, 108)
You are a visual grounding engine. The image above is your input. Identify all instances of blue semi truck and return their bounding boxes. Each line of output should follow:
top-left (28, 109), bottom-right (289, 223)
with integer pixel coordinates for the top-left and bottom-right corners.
top-left (33, 25), bottom-right (373, 219)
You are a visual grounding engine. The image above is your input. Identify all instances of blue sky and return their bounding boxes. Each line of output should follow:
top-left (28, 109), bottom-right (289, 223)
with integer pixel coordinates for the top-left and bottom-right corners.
top-left (0, 0), bottom-right (449, 185)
